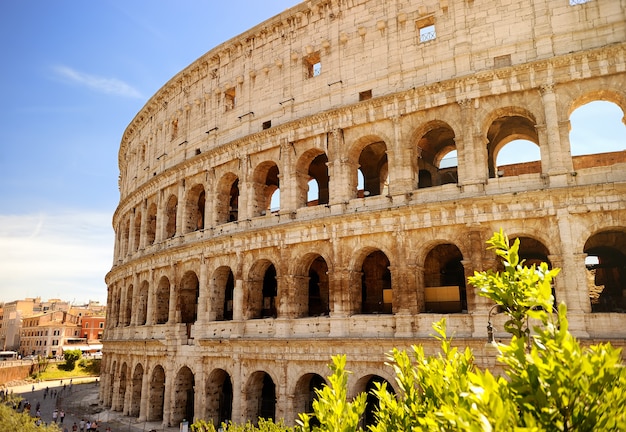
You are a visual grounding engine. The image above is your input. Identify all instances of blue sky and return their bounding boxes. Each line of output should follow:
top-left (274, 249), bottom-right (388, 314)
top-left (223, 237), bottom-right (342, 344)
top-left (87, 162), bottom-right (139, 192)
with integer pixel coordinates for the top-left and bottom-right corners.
top-left (0, 1), bottom-right (624, 306)
top-left (0, 1), bottom-right (301, 305)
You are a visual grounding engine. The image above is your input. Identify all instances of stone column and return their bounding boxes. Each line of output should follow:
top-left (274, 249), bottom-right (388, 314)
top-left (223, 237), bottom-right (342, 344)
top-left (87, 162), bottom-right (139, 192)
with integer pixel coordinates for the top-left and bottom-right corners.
top-left (196, 256), bottom-right (209, 326)
top-left (233, 278), bottom-right (244, 321)
top-left (388, 115), bottom-right (414, 194)
top-left (145, 269), bottom-right (155, 326)
top-left (138, 361), bottom-right (151, 421)
top-left (539, 84), bottom-right (573, 184)
top-left (457, 99), bottom-right (487, 192)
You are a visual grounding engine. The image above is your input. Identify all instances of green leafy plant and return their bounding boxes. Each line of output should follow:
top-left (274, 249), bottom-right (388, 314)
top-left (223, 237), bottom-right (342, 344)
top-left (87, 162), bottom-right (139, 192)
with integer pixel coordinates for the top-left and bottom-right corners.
top-left (297, 354), bottom-right (366, 432)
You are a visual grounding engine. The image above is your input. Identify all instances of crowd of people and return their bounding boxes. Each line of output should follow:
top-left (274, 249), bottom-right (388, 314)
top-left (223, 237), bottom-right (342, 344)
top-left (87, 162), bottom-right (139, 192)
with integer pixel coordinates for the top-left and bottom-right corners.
top-left (2, 379), bottom-right (113, 431)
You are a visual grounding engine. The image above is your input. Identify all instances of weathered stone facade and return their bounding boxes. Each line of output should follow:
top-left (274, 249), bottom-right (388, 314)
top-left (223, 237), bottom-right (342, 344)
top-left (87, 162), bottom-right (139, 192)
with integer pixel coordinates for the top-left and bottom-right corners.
top-left (102, 0), bottom-right (626, 428)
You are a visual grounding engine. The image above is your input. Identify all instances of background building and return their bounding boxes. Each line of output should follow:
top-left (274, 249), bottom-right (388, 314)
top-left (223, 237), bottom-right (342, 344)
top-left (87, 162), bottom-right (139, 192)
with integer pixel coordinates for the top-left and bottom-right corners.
top-left (102, 0), bottom-right (626, 428)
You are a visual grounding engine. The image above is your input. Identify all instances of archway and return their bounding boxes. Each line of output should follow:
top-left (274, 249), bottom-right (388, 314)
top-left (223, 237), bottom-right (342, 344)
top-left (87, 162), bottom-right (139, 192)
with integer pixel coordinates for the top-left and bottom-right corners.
top-left (245, 372), bottom-right (276, 423)
top-left (360, 250), bottom-right (392, 314)
top-left (584, 230), bottom-right (626, 313)
top-left (423, 244), bottom-right (467, 313)
top-left (172, 366), bottom-right (195, 426)
top-left (205, 369), bottom-right (233, 427)
top-left (155, 276), bottom-right (170, 324)
top-left (147, 365), bottom-right (165, 422)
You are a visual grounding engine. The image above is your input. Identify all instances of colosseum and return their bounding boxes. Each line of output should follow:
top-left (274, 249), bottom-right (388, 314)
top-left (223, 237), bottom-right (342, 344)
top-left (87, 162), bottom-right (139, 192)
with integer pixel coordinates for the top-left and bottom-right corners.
top-left (101, 0), bottom-right (626, 428)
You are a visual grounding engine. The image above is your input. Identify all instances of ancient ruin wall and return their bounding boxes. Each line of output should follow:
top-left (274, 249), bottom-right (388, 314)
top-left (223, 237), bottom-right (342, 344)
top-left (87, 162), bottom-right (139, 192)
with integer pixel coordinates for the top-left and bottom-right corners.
top-left (103, 0), bottom-right (626, 428)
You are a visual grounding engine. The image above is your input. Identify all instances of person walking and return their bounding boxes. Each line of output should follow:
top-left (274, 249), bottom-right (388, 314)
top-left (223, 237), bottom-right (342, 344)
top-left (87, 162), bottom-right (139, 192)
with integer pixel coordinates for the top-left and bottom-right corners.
top-left (52, 408), bottom-right (59, 423)
top-left (72, 422), bottom-right (78, 431)
top-left (79, 419), bottom-right (86, 432)
top-left (60, 409), bottom-right (65, 423)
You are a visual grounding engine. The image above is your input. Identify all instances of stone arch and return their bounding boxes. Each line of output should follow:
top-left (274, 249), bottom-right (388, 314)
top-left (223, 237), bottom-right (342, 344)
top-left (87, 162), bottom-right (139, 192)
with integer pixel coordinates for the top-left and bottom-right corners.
top-left (348, 135), bottom-right (389, 198)
top-left (251, 160), bottom-right (280, 216)
top-left (296, 149), bottom-right (330, 208)
top-left (246, 259), bottom-right (278, 319)
top-left (423, 243), bottom-right (467, 313)
top-left (244, 371), bottom-right (276, 423)
top-left (584, 228), bottom-right (626, 313)
top-left (133, 210), bottom-right (141, 252)
top-left (352, 248), bottom-right (392, 314)
top-left (216, 172), bottom-right (239, 224)
top-left (293, 373), bottom-right (326, 420)
top-left (130, 363), bottom-right (144, 417)
top-left (353, 374), bottom-right (395, 429)
top-left (121, 216), bottom-right (130, 258)
top-left (147, 365), bottom-right (166, 422)
top-left (414, 120), bottom-right (458, 188)
top-left (292, 252), bottom-right (331, 318)
top-left (211, 266), bottom-right (235, 321)
top-left (172, 365), bottom-right (195, 426)
top-left (137, 280), bottom-right (149, 325)
top-left (178, 270), bottom-right (199, 324)
top-left (115, 362), bottom-right (128, 411)
top-left (164, 194), bottom-right (178, 238)
top-left (146, 201), bottom-right (157, 245)
top-left (183, 183), bottom-right (206, 234)
top-left (483, 106), bottom-right (540, 178)
top-left (205, 368), bottom-right (233, 427)
top-left (567, 89), bottom-right (626, 167)
top-left (123, 284), bottom-right (133, 326)
top-left (155, 276), bottom-right (170, 324)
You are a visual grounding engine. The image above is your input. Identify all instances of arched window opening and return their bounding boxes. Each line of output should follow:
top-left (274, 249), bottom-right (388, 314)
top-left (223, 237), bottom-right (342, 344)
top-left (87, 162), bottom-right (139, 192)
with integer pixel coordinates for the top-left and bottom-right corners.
top-left (416, 125), bottom-right (457, 188)
top-left (205, 369), bottom-right (233, 427)
top-left (146, 202), bottom-right (157, 245)
top-left (246, 372), bottom-right (276, 424)
top-left (584, 230), bottom-right (626, 313)
top-left (358, 142), bottom-right (388, 197)
top-left (424, 244), bottom-right (466, 313)
top-left (130, 364), bottom-right (144, 417)
top-left (115, 363), bottom-right (128, 411)
top-left (155, 276), bottom-right (170, 325)
top-left (308, 153), bottom-right (329, 205)
top-left (184, 184), bottom-right (205, 234)
top-left (172, 366), bottom-right (195, 426)
top-left (513, 236), bottom-right (554, 303)
top-left (495, 139), bottom-right (541, 178)
top-left (137, 281), bottom-right (149, 325)
top-left (570, 100), bottom-right (626, 169)
top-left (179, 271), bottom-right (199, 325)
top-left (361, 250), bottom-right (392, 314)
top-left (359, 376), bottom-right (394, 429)
top-left (123, 285), bottom-right (133, 326)
top-left (148, 365), bottom-right (166, 422)
top-left (121, 218), bottom-right (130, 258)
top-left (294, 374), bottom-right (326, 427)
top-left (133, 212), bottom-right (141, 252)
top-left (308, 256), bottom-right (330, 317)
top-left (228, 180), bottom-right (239, 222)
top-left (252, 162), bottom-right (280, 216)
top-left (165, 194), bottom-right (178, 238)
top-left (212, 267), bottom-right (235, 321)
top-left (487, 114), bottom-right (539, 178)
top-left (269, 189), bottom-right (280, 213)
top-left (262, 265), bottom-right (278, 318)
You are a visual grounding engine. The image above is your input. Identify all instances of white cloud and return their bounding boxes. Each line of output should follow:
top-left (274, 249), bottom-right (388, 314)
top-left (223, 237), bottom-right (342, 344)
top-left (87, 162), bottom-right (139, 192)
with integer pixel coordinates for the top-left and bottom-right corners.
top-left (0, 211), bottom-right (114, 305)
top-left (52, 65), bottom-right (143, 99)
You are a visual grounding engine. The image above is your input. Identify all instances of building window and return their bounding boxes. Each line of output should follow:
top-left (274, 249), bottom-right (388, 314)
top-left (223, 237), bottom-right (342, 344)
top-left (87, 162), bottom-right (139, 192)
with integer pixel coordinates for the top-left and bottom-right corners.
top-left (416, 16), bottom-right (436, 43)
top-left (224, 87), bottom-right (236, 111)
top-left (99, 323), bottom-right (104, 329)
top-left (304, 52), bottom-right (322, 78)
top-left (359, 90), bottom-right (372, 101)
top-left (569, 0), bottom-right (591, 4)
top-left (85, 323), bottom-right (89, 328)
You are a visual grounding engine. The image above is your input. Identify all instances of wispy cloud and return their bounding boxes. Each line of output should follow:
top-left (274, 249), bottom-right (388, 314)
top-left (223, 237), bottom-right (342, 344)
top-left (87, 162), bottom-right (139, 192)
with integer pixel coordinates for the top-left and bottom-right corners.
top-left (52, 65), bottom-right (143, 99)
top-left (0, 211), bottom-right (113, 304)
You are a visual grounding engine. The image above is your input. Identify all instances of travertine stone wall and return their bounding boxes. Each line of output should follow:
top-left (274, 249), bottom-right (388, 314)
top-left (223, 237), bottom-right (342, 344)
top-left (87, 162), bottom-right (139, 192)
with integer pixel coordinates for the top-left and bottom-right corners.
top-left (102, 0), bottom-right (626, 428)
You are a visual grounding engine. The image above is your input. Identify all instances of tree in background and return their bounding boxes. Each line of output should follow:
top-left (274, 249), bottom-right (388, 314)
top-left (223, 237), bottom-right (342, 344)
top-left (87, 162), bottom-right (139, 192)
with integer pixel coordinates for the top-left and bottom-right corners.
top-left (62, 349), bottom-right (82, 371)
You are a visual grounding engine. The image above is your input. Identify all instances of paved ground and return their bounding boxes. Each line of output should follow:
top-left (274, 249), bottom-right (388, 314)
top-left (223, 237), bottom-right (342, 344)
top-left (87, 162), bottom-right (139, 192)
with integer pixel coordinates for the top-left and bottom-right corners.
top-left (7, 378), bottom-right (183, 432)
